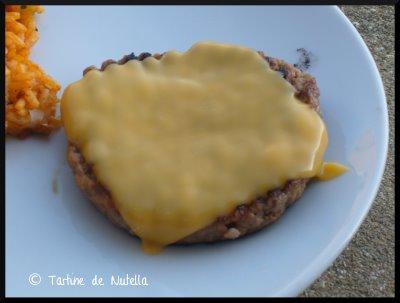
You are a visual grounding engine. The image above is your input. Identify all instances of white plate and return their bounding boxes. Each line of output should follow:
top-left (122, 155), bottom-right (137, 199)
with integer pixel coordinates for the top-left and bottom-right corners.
top-left (6, 5), bottom-right (388, 297)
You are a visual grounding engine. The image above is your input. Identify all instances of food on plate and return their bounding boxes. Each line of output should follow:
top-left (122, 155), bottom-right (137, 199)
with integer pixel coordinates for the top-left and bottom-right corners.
top-left (62, 42), bottom-right (347, 253)
top-left (5, 5), bottom-right (61, 137)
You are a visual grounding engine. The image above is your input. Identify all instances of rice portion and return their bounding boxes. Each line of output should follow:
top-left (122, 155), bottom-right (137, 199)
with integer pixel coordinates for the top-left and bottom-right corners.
top-left (5, 5), bottom-right (61, 137)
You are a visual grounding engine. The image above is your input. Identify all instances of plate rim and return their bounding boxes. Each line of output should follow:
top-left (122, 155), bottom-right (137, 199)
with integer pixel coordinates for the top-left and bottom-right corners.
top-left (279, 6), bottom-right (389, 297)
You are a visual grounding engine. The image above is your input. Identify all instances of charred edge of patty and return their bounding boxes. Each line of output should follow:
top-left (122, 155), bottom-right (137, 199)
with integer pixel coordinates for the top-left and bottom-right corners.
top-left (68, 51), bottom-right (320, 244)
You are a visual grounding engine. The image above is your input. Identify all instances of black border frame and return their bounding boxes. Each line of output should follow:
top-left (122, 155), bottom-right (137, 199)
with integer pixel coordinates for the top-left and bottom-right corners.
top-left (1, 0), bottom-right (397, 300)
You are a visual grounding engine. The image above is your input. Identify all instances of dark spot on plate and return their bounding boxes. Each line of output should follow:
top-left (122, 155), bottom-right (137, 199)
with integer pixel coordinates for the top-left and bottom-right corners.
top-left (294, 48), bottom-right (314, 72)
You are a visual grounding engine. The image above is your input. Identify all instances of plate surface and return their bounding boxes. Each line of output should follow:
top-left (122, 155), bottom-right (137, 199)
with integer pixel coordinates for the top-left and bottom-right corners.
top-left (6, 5), bottom-right (388, 297)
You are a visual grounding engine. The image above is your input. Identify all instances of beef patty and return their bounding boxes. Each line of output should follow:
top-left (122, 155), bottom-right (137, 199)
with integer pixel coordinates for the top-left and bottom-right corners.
top-left (67, 51), bottom-right (320, 244)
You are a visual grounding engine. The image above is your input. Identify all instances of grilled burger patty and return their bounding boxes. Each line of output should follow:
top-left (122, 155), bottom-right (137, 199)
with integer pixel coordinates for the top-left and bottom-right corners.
top-left (67, 51), bottom-right (320, 244)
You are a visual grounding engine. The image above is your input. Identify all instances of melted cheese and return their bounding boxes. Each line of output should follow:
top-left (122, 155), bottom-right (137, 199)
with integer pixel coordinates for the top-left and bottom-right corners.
top-left (61, 42), bottom-right (345, 252)
top-left (316, 162), bottom-right (348, 181)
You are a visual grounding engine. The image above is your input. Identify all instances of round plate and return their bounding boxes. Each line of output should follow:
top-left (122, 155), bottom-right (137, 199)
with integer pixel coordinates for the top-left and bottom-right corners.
top-left (6, 5), bottom-right (388, 297)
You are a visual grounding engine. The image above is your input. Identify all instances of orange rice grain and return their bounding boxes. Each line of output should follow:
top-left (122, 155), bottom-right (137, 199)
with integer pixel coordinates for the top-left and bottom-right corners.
top-left (5, 5), bottom-right (61, 137)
